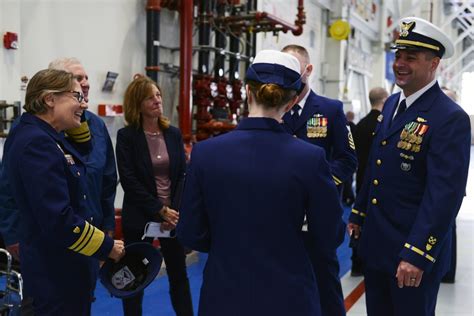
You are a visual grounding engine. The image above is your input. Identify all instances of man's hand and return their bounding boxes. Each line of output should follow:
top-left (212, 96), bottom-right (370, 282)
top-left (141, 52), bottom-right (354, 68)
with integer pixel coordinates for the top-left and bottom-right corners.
top-left (108, 240), bottom-right (125, 262)
top-left (6, 243), bottom-right (20, 262)
top-left (396, 260), bottom-right (424, 288)
top-left (347, 222), bottom-right (361, 239)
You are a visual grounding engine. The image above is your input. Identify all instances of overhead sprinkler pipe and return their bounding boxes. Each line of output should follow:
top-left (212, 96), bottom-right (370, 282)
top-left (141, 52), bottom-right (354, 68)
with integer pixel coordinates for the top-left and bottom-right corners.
top-left (217, 0), bottom-right (305, 35)
top-left (178, 0), bottom-right (193, 143)
top-left (146, 0), bottom-right (162, 82)
top-left (254, 10), bottom-right (303, 35)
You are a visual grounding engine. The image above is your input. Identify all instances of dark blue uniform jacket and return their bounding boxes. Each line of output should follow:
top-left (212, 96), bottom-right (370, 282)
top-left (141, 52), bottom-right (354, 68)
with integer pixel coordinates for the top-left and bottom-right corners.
top-left (350, 83), bottom-right (471, 279)
top-left (3, 113), bottom-right (113, 306)
top-left (0, 111), bottom-right (117, 246)
top-left (177, 117), bottom-right (345, 316)
top-left (282, 90), bottom-right (357, 186)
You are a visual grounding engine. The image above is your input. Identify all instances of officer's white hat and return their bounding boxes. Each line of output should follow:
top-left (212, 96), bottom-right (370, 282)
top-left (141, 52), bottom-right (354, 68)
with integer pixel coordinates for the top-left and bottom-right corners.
top-left (392, 17), bottom-right (454, 59)
top-left (245, 50), bottom-right (303, 92)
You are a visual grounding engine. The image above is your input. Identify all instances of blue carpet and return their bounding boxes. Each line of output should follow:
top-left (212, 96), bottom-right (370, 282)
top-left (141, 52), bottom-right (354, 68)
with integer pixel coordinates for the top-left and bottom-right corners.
top-left (92, 206), bottom-right (353, 315)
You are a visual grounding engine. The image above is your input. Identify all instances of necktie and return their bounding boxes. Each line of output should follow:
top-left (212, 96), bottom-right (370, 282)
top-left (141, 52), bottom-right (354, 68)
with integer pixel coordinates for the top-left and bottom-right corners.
top-left (392, 99), bottom-right (407, 124)
top-left (291, 104), bottom-right (301, 129)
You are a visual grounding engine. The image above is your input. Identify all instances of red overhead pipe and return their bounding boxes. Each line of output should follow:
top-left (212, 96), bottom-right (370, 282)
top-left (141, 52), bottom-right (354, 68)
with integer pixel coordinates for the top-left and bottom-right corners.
top-left (147, 0), bottom-right (161, 10)
top-left (217, 0), bottom-right (306, 36)
top-left (255, 12), bottom-right (302, 35)
top-left (178, 0), bottom-right (193, 145)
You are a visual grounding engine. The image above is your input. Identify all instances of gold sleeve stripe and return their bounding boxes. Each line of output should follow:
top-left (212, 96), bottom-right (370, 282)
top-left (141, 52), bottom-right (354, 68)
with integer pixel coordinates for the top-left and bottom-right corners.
top-left (77, 227), bottom-right (105, 256)
top-left (65, 122), bottom-right (91, 143)
top-left (351, 208), bottom-right (367, 217)
top-left (332, 175), bottom-right (342, 185)
top-left (75, 226), bottom-right (96, 253)
top-left (69, 134), bottom-right (92, 143)
top-left (66, 130), bottom-right (89, 137)
top-left (67, 130), bottom-right (90, 138)
top-left (66, 122), bottom-right (90, 135)
top-left (73, 225), bottom-right (97, 254)
top-left (69, 221), bottom-right (92, 251)
top-left (404, 243), bottom-right (436, 263)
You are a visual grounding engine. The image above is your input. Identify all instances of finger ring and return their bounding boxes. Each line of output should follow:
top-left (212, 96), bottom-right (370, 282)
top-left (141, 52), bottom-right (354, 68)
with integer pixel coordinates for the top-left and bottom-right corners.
top-left (410, 277), bottom-right (416, 281)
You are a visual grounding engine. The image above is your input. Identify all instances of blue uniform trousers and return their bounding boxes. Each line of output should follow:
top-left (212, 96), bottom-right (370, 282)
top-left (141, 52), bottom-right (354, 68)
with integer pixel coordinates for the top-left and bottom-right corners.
top-left (364, 268), bottom-right (441, 316)
top-left (303, 231), bottom-right (345, 316)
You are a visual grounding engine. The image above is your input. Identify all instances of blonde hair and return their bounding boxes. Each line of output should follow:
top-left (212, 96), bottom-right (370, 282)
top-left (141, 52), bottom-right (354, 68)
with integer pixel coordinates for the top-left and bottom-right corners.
top-left (123, 76), bottom-right (170, 129)
top-left (246, 80), bottom-right (297, 109)
top-left (24, 69), bottom-right (75, 114)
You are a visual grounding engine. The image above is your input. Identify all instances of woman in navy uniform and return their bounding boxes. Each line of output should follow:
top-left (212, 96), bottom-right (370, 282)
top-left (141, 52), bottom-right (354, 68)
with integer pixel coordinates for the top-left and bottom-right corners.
top-left (116, 76), bottom-right (193, 316)
top-left (3, 69), bottom-right (124, 315)
top-left (177, 50), bottom-right (345, 316)
top-left (348, 17), bottom-right (471, 316)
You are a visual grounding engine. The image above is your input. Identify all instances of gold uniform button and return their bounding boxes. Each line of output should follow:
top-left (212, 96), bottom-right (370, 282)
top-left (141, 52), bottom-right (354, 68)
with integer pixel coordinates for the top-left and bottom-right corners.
top-left (376, 159), bottom-right (382, 166)
top-left (293, 135), bottom-right (297, 138)
top-left (83, 194), bottom-right (87, 200)
top-left (373, 179), bottom-right (379, 186)
top-left (381, 140), bottom-right (387, 146)
top-left (77, 171), bottom-right (81, 176)
top-left (372, 198), bottom-right (377, 205)
top-left (372, 132), bottom-right (375, 136)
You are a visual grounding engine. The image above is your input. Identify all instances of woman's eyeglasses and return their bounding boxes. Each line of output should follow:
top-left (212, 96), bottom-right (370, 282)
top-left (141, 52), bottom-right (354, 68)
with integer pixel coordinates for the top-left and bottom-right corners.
top-left (64, 91), bottom-right (85, 103)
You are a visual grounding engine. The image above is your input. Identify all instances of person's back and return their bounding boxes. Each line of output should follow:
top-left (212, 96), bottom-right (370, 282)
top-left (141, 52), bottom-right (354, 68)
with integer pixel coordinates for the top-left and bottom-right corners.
top-left (183, 119), bottom-right (344, 315)
top-left (178, 50), bottom-right (344, 316)
top-left (354, 87), bottom-right (387, 193)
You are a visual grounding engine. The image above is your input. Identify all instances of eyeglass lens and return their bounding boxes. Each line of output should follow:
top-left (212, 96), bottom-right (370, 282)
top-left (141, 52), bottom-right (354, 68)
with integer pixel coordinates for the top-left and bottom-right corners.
top-left (71, 91), bottom-right (84, 103)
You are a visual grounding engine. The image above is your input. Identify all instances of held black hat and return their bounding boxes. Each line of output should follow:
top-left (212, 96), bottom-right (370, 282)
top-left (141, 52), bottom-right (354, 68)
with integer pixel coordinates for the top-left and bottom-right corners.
top-left (99, 242), bottom-right (162, 298)
top-left (392, 17), bottom-right (454, 59)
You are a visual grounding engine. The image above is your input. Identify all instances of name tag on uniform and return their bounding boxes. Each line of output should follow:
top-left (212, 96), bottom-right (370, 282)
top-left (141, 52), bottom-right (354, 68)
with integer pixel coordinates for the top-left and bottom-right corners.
top-left (64, 154), bottom-right (75, 165)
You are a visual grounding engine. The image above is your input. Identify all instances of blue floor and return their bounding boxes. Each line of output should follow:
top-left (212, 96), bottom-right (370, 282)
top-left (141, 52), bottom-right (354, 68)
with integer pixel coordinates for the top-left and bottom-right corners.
top-left (92, 206), bottom-right (353, 315)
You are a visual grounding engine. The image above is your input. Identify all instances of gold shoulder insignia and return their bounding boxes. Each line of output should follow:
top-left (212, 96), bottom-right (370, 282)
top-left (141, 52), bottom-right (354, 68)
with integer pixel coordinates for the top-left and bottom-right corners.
top-left (426, 236), bottom-right (437, 251)
top-left (73, 226), bottom-right (81, 233)
top-left (348, 132), bottom-right (356, 150)
top-left (416, 117), bottom-right (427, 123)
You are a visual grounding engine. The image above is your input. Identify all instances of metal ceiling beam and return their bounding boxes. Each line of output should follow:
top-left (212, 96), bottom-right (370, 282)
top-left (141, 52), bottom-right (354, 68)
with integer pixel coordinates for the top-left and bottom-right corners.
top-left (444, 59), bottom-right (474, 83)
top-left (453, 17), bottom-right (474, 44)
top-left (441, 1), bottom-right (470, 29)
top-left (442, 45), bottom-right (474, 76)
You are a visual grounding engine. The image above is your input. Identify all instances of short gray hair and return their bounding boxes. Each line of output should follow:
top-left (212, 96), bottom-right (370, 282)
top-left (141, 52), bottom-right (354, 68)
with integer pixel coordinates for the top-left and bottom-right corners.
top-left (48, 57), bottom-right (82, 71)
